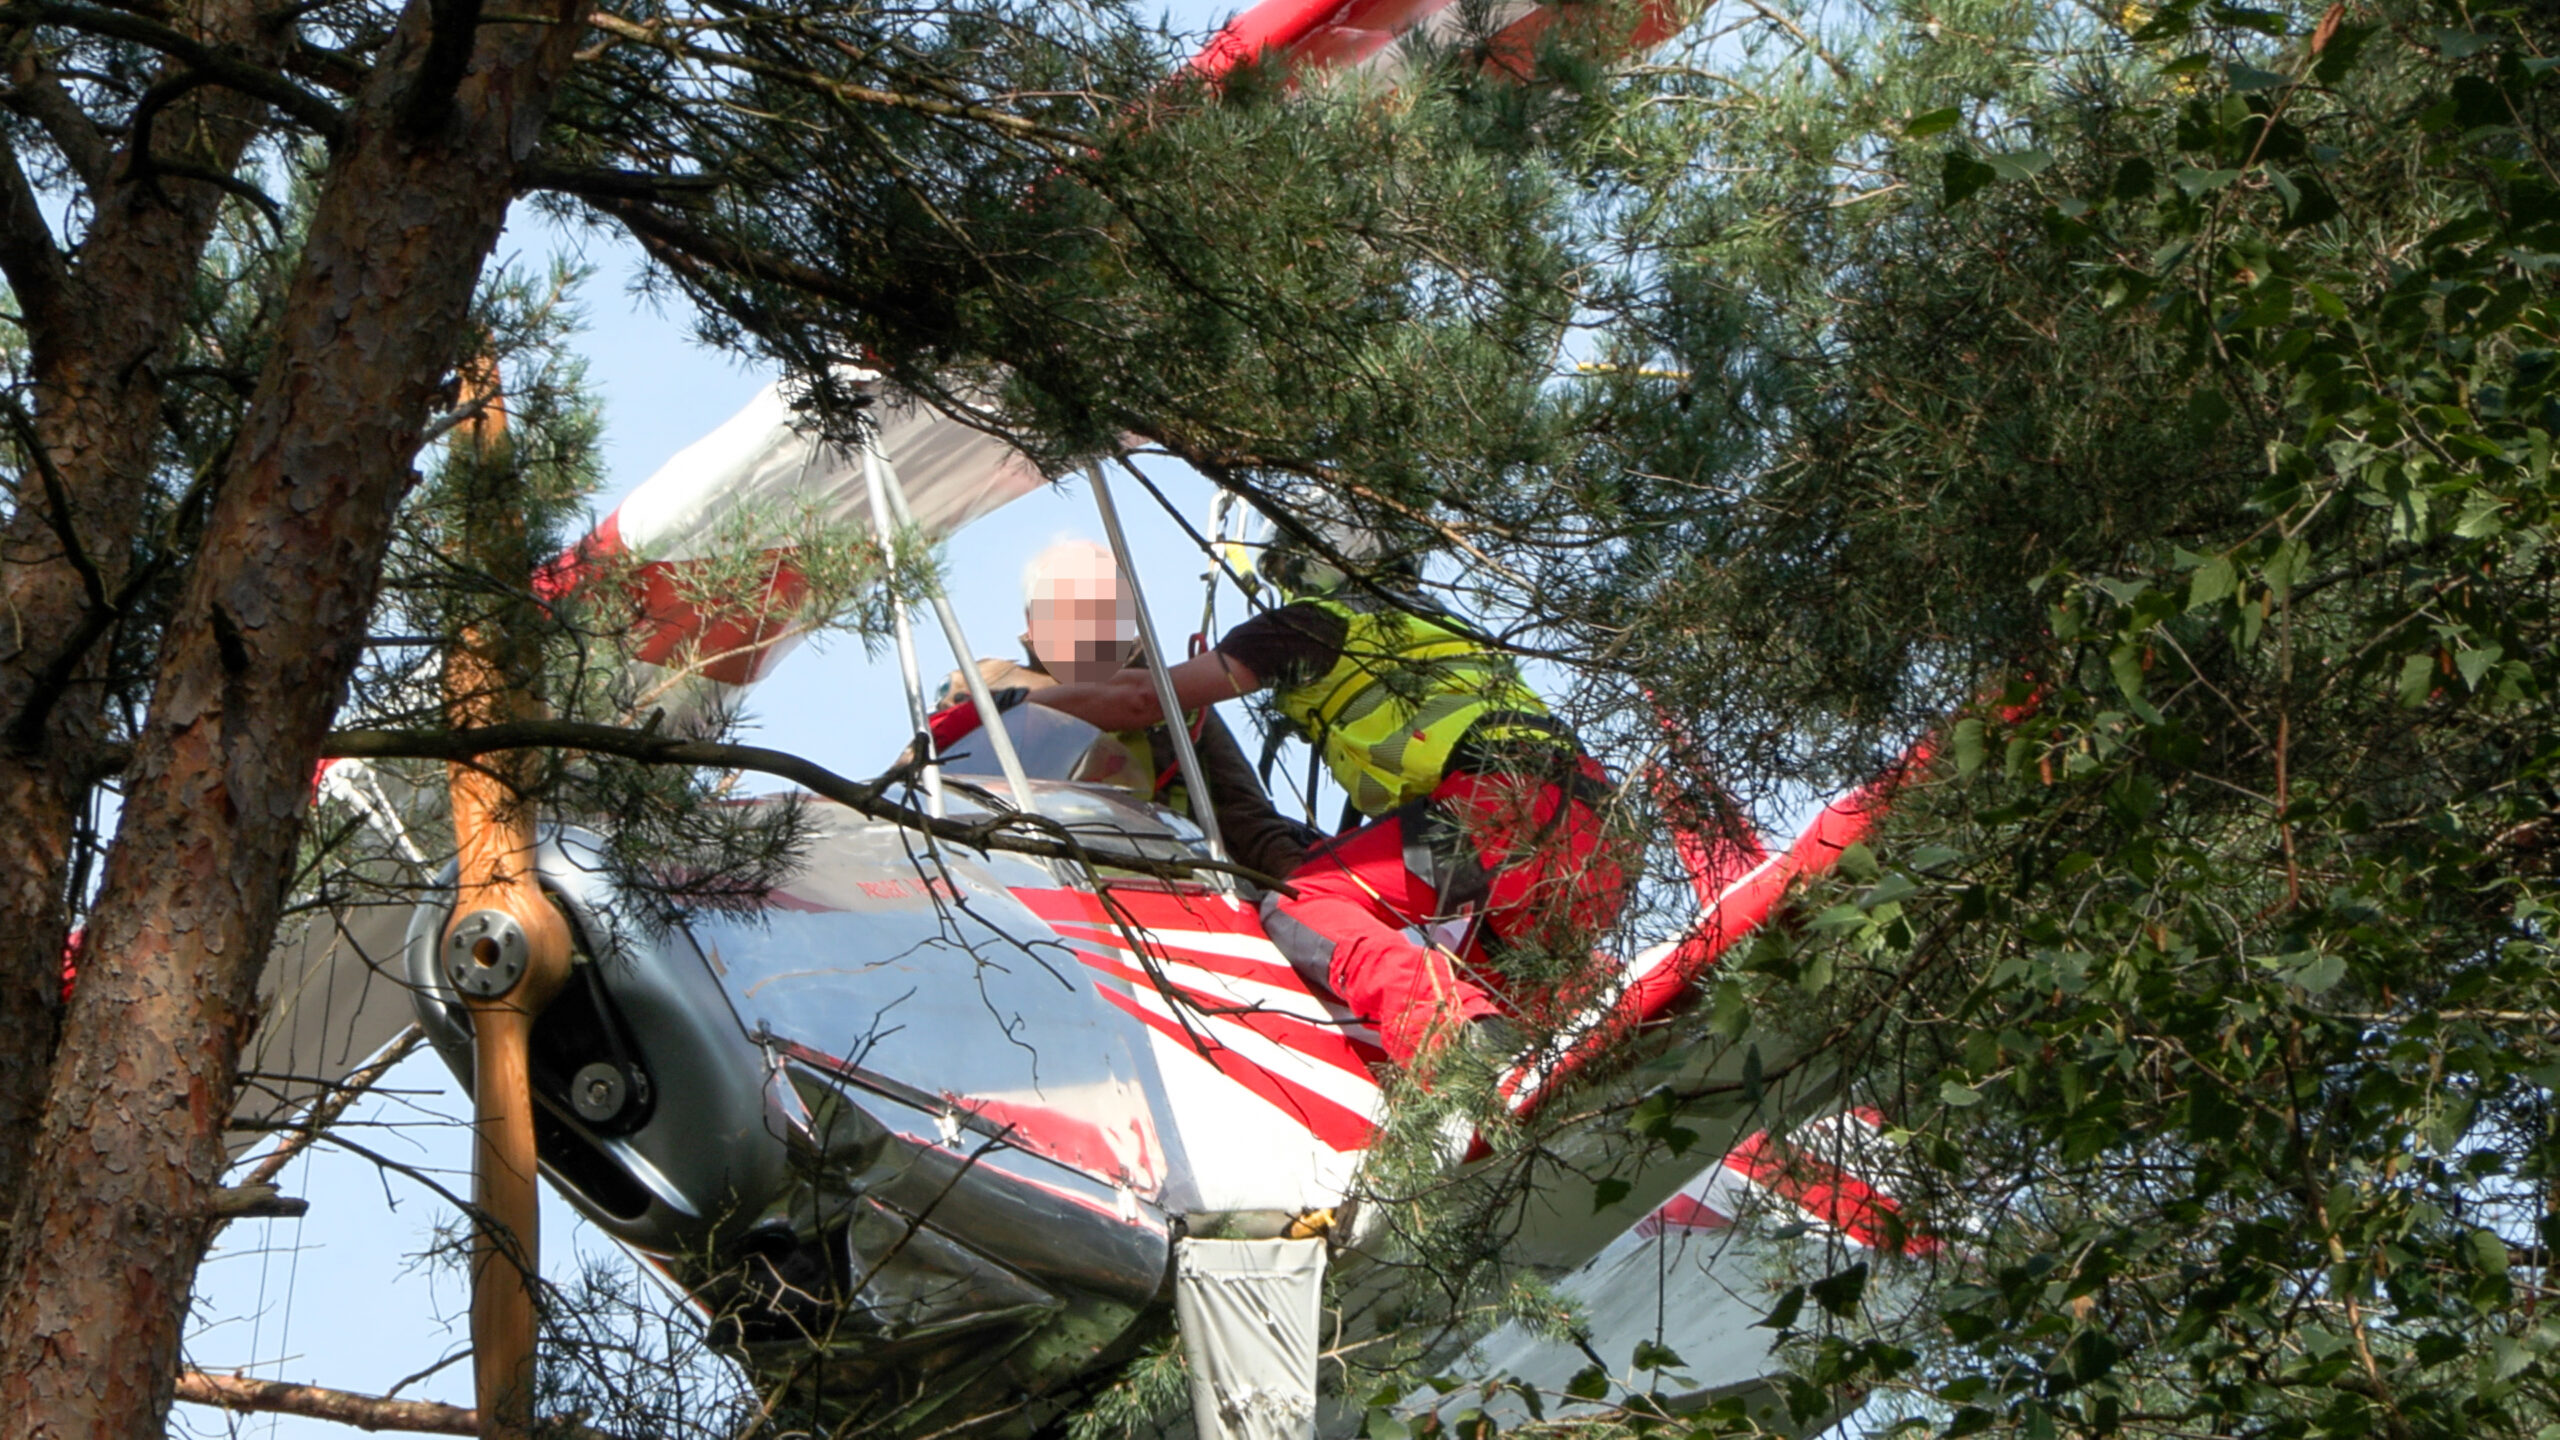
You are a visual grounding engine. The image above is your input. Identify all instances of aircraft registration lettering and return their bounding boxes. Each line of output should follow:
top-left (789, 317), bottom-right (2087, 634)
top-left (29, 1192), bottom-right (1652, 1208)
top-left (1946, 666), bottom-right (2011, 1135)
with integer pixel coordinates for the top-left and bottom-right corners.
top-left (855, 877), bottom-right (957, 902)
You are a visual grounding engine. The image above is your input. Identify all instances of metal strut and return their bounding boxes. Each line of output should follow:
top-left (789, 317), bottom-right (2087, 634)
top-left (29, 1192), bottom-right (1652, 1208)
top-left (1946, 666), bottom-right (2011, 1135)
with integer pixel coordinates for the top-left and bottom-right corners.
top-left (858, 435), bottom-right (947, 817)
top-left (874, 440), bottom-right (1034, 803)
top-left (1089, 462), bottom-right (1228, 867)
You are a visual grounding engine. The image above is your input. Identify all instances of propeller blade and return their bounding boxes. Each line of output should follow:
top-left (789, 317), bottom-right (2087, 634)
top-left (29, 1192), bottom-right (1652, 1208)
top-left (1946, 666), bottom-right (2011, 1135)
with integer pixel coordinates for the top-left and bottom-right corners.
top-left (445, 800), bottom-right (573, 1437)
top-left (440, 352), bottom-right (577, 1439)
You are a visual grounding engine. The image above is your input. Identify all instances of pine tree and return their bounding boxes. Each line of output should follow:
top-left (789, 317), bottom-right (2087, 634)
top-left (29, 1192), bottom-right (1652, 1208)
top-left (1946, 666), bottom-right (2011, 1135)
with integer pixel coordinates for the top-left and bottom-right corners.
top-left (1445, 2), bottom-right (2560, 1436)
top-left (0, 2), bottom-right (1647, 1432)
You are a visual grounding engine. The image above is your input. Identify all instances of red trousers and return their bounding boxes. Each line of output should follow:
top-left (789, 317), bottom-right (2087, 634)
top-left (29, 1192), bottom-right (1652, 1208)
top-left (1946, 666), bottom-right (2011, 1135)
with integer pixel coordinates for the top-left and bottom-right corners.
top-left (1263, 757), bottom-right (1627, 1063)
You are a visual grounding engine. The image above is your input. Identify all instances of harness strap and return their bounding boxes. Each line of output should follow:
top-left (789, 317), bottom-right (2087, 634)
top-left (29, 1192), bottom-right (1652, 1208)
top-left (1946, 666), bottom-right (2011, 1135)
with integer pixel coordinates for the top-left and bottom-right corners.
top-left (1409, 727), bottom-right (1613, 948)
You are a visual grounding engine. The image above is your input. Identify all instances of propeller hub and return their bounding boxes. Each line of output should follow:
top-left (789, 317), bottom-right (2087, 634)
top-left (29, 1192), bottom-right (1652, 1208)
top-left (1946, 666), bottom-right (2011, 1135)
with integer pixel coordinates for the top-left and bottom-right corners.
top-left (443, 908), bottom-right (532, 998)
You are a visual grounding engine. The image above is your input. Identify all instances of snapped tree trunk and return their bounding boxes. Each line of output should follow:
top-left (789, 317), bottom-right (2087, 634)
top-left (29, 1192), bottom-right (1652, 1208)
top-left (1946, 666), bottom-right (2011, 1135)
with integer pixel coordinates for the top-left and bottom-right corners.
top-left (0, 0), bottom-right (589, 1430)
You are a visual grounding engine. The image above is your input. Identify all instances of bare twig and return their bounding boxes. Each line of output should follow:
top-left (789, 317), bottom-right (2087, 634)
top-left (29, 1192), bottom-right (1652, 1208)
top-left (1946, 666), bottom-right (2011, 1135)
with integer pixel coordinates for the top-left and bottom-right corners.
top-left (582, 10), bottom-right (1081, 142)
top-left (0, 63), bottom-right (111, 192)
top-left (173, 1370), bottom-right (476, 1434)
top-left (232, 1023), bottom-right (429, 1193)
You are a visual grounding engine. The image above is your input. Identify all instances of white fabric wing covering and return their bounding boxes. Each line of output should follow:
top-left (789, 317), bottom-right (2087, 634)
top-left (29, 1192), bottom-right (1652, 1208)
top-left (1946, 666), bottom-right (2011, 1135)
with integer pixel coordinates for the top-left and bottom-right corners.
top-left (567, 381), bottom-right (1049, 730)
top-left (612, 382), bottom-right (1048, 563)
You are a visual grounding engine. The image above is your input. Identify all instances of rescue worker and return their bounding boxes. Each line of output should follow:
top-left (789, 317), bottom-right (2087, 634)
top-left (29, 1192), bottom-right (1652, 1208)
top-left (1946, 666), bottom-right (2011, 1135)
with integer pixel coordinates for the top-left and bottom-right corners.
top-left (930, 540), bottom-right (1313, 882)
top-left (1026, 520), bottom-right (1628, 1066)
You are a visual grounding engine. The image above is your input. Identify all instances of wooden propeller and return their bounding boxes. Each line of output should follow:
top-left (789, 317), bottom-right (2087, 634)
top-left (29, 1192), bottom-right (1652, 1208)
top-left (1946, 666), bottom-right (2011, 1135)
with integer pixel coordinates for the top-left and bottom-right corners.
top-left (439, 358), bottom-right (575, 1440)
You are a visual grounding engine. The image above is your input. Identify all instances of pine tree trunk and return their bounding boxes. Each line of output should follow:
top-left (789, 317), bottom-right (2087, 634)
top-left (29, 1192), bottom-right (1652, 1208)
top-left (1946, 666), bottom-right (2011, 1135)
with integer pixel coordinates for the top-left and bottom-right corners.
top-left (0, 0), bottom-right (589, 1430)
top-left (0, 3), bottom-right (279, 1217)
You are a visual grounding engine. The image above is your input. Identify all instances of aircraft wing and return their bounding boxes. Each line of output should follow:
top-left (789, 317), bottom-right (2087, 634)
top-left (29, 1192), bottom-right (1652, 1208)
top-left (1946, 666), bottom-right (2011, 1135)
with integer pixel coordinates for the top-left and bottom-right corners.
top-left (541, 0), bottom-right (1694, 733)
top-left (233, 902), bottom-right (421, 1160)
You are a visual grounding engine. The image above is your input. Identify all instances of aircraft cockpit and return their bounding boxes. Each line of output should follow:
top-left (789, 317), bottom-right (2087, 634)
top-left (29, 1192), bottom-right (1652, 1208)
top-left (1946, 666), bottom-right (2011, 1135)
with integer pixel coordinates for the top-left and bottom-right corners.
top-left (930, 705), bottom-right (1219, 876)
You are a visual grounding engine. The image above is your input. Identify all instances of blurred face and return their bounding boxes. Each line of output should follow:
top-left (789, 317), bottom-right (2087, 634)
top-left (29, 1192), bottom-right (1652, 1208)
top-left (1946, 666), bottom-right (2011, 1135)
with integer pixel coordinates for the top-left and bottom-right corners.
top-left (1025, 547), bottom-right (1137, 686)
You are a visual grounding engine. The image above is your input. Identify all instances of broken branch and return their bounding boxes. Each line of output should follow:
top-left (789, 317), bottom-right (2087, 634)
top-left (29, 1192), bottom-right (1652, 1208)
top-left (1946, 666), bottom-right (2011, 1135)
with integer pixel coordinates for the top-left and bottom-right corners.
top-left (174, 1371), bottom-right (476, 1434)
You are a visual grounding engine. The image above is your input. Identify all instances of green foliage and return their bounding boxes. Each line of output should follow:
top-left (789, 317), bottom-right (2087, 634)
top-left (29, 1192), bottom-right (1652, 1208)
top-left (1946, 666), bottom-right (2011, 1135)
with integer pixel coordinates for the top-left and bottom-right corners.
top-left (1550, 3), bottom-right (2560, 1439)
top-left (310, 261), bottom-right (823, 917)
top-left (146, 2), bottom-right (2560, 1437)
top-left (1067, 1334), bottom-right (1193, 1440)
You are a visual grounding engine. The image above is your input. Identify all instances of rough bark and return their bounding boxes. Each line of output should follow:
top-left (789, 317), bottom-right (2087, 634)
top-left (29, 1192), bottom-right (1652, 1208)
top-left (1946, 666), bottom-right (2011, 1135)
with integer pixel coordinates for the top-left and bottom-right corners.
top-left (0, 0), bottom-right (589, 1429)
top-left (0, 1), bottom-right (286, 1218)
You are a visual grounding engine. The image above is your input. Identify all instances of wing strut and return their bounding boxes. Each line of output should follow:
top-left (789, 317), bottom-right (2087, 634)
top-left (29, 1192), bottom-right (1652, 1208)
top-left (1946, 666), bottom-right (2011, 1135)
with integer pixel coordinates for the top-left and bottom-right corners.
top-left (1091, 461), bottom-right (1229, 865)
top-left (874, 433), bottom-right (1033, 800)
top-left (859, 433), bottom-right (948, 816)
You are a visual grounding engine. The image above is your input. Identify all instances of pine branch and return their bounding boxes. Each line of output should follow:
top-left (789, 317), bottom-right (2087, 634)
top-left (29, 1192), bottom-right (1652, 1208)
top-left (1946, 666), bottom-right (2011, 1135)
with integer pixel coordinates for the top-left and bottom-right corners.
top-left (319, 720), bottom-right (1286, 887)
top-left (0, 64), bottom-right (113, 193)
top-left (579, 189), bottom-right (872, 307)
top-left (580, 10), bottom-right (1081, 142)
top-left (173, 1371), bottom-right (476, 1434)
top-left (0, 0), bottom-right (347, 143)
top-left (516, 160), bottom-right (722, 206)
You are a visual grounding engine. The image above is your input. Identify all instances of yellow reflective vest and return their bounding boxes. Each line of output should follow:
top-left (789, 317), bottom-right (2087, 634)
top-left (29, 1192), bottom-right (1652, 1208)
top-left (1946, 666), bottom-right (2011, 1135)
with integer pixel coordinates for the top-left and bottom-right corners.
top-left (1272, 594), bottom-right (1553, 817)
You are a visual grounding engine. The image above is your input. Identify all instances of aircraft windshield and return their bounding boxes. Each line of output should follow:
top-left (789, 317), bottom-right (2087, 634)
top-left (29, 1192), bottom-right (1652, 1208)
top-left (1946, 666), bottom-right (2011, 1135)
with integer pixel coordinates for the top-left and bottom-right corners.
top-left (939, 705), bottom-right (1128, 786)
top-left (930, 704), bottom-right (1209, 865)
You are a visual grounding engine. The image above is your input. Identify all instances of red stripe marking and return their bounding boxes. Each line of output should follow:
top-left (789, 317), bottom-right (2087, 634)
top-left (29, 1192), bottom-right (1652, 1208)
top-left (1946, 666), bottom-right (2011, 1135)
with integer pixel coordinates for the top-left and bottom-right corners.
top-left (1190, 0), bottom-right (1370, 77)
top-left (534, 510), bottom-right (622, 602)
top-left (1286, 0), bottom-right (1450, 70)
top-left (1191, 0), bottom-right (1693, 83)
top-left (1473, 0), bottom-right (1688, 80)
top-left (1074, 949), bottom-right (1391, 1079)
top-left (617, 551), bottom-right (811, 687)
top-left (1724, 1132), bottom-right (1937, 1256)
top-left (1510, 734), bottom-right (1941, 1121)
top-left (947, 1093), bottom-right (1160, 1189)
top-left (1049, 921), bottom-right (1306, 991)
top-left (1634, 1191), bottom-right (1732, 1240)
top-left (1091, 986), bottom-right (1374, 1150)
top-left (533, 511), bottom-right (812, 688)
top-left (1014, 884), bottom-right (1264, 937)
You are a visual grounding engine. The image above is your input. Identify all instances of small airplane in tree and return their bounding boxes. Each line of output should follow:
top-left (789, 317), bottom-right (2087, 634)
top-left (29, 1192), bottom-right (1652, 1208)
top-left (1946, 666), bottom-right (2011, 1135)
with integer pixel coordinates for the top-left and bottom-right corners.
top-left (221, 3), bottom-right (1940, 1437)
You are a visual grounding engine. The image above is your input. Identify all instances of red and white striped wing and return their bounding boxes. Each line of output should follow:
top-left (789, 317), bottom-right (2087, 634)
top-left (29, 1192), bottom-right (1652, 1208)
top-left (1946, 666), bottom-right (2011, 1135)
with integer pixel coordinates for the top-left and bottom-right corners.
top-left (1191, 0), bottom-right (1690, 82)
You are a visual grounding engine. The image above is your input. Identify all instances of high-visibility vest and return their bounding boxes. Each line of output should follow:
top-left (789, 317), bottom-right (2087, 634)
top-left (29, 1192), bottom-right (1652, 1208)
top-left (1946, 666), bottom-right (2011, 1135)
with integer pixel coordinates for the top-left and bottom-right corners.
top-left (1272, 594), bottom-right (1553, 817)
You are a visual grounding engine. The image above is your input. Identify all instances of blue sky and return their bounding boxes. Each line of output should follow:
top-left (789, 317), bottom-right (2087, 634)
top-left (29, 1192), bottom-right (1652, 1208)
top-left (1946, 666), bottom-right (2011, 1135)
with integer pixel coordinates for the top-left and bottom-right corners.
top-left (179, 4), bottom-right (1270, 1431)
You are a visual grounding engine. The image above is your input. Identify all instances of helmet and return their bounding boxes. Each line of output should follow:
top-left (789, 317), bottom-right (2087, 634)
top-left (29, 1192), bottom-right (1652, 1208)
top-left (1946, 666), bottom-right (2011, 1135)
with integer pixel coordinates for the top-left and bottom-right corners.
top-left (1242, 511), bottom-right (1398, 597)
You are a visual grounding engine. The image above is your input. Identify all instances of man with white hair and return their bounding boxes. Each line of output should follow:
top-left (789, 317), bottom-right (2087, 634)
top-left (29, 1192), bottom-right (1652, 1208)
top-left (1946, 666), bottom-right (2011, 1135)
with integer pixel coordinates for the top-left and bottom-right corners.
top-left (934, 539), bottom-right (1311, 880)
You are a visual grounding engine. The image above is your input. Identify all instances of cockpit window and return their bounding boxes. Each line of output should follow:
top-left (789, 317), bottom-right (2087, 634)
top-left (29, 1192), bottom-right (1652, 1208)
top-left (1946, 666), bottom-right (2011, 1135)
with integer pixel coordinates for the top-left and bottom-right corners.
top-left (940, 707), bottom-right (1128, 787)
top-left (929, 706), bottom-right (1208, 864)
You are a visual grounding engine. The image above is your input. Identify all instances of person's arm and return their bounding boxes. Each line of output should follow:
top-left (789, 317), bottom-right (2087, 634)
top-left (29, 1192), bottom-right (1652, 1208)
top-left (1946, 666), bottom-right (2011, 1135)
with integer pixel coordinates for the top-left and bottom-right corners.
top-left (1029, 651), bottom-right (1261, 733)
